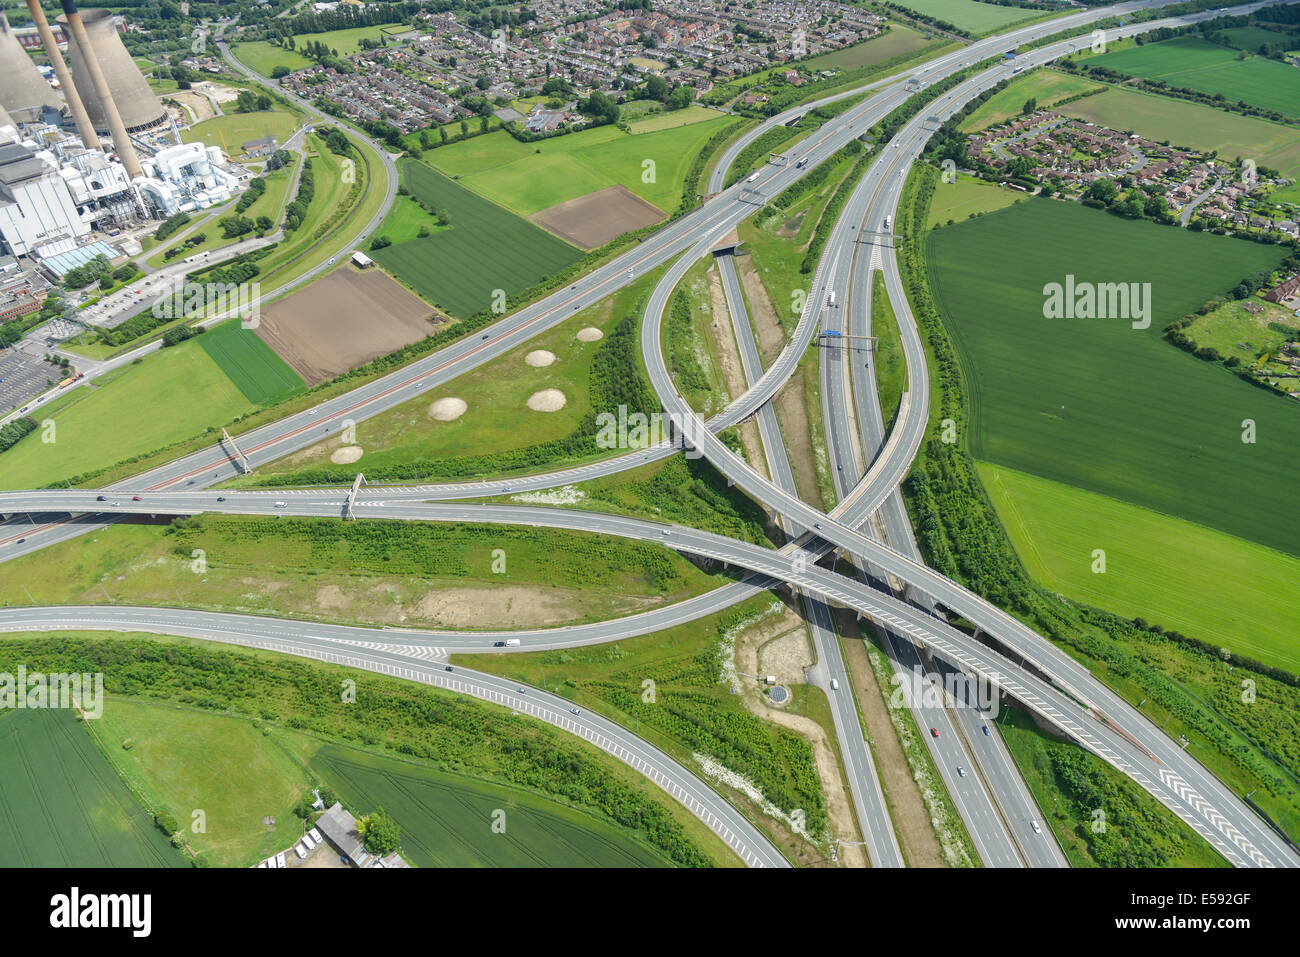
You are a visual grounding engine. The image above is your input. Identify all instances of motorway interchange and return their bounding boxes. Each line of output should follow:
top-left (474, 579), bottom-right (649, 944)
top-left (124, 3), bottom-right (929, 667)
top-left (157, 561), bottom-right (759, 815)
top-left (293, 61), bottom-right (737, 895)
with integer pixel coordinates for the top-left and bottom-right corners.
top-left (2, 0), bottom-right (1297, 869)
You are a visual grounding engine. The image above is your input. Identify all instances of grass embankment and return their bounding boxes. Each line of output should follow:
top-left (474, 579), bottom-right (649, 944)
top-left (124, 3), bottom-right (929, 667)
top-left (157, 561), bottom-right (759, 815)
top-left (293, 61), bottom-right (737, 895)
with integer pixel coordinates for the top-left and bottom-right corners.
top-left (0, 515), bottom-right (725, 630)
top-left (456, 597), bottom-right (831, 862)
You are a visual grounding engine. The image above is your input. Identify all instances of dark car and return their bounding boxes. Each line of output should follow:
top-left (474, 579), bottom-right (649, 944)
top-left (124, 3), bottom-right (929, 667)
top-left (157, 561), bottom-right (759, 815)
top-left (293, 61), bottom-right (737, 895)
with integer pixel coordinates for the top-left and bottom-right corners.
top-left (96, 495), bottom-right (106, 501)
top-left (444, 665), bottom-right (453, 672)
top-left (493, 641), bottom-right (506, 647)
top-left (982, 725), bottom-right (990, 736)
top-left (216, 496), bottom-right (226, 502)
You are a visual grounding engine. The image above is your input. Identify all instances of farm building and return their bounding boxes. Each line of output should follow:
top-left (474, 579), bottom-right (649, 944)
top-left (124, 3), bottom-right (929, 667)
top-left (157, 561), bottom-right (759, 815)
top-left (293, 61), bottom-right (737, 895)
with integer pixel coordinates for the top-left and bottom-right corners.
top-left (315, 802), bottom-right (408, 868)
top-left (351, 250), bottom-right (374, 268)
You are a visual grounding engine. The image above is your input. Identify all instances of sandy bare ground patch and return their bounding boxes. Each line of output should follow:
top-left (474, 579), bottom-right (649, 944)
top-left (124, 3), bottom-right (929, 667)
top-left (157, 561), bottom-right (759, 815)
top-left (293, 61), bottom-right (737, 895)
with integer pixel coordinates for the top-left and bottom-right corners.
top-left (526, 388), bottom-right (566, 412)
top-left (732, 605), bottom-right (866, 867)
top-left (837, 612), bottom-right (946, 868)
top-left (531, 184), bottom-right (664, 250)
top-left (737, 256), bottom-right (826, 510)
top-left (257, 267), bottom-right (444, 386)
top-left (429, 397), bottom-right (467, 421)
top-left (576, 326), bottom-right (604, 342)
top-left (330, 445), bottom-right (363, 464)
top-left (524, 349), bottom-right (556, 367)
top-left (706, 263), bottom-right (767, 481)
top-left (736, 253), bottom-right (787, 367)
top-left (415, 585), bottom-right (656, 629)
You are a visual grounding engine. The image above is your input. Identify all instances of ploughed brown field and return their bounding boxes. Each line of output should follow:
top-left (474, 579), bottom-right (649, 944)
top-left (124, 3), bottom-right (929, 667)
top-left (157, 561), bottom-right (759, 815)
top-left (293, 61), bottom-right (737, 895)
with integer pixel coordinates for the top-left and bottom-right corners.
top-left (530, 184), bottom-right (664, 250)
top-left (256, 266), bottom-right (445, 385)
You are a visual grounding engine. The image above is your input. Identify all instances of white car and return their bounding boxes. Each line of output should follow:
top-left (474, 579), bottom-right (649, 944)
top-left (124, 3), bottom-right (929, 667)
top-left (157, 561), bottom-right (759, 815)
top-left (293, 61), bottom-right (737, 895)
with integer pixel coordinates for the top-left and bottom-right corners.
top-left (274, 501), bottom-right (287, 508)
top-left (1031, 820), bottom-right (1042, 834)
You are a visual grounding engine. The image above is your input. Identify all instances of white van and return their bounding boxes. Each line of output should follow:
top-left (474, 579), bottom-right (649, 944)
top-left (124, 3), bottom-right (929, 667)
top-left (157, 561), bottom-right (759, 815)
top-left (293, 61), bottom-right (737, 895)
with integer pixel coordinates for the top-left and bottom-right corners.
top-left (830, 679), bottom-right (840, 691)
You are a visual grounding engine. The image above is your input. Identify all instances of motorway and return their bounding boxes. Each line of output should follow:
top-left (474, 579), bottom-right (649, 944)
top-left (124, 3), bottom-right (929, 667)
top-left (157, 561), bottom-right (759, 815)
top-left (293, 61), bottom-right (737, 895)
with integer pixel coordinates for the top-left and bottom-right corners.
top-left (2, 0), bottom-right (1296, 868)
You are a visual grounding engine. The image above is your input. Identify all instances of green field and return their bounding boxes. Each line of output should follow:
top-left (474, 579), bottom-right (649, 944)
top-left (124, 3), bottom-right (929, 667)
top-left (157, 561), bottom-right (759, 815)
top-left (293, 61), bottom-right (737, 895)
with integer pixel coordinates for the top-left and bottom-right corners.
top-left (93, 697), bottom-right (311, 866)
top-left (0, 338), bottom-right (253, 490)
top-left (311, 743), bottom-right (672, 867)
top-left (198, 320), bottom-right (304, 404)
top-left (800, 22), bottom-right (940, 71)
top-left (231, 40), bottom-right (314, 75)
top-left (1087, 37), bottom-right (1300, 118)
top-left (1059, 87), bottom-right (1300, 182)
top-left (371, 159), bottom-right (582, 317)
top-left (1219, 25), bottom-right (1293, 52)
top-left (0, 513), bottom-right (723, 630)
top-left (185, 108), bottom-right (300, 156)
top-left (958, 68), bottom-right (1105, 131)
top-left (927, 199), bottom-right (1297, 557)
top-left (0, 709), bottom-right (184, 867)
top-left (232, 26), bottom-right (403, 75)
top-left (425, 114), bottom-right (732, 216)
top-left (0, 631), bottom-right (736, 866)
top-left (980, 462), bottom-right (1300, 670)
top-left (927, 172), bottom-right (1026, 226)
top-left (890, 0), bottom-right (1045, 34)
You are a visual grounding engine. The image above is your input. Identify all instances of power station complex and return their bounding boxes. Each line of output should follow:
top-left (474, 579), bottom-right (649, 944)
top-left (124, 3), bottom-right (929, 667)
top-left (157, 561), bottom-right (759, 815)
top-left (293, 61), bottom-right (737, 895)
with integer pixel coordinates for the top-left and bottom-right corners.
top-left (0, 2), bottom-right (243, 267)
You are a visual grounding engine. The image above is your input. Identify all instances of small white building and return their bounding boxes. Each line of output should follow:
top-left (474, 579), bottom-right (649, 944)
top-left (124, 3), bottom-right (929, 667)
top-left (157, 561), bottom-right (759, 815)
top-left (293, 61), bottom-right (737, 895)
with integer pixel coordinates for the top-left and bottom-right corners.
top-left (351, 250), bottom-right (374, 269)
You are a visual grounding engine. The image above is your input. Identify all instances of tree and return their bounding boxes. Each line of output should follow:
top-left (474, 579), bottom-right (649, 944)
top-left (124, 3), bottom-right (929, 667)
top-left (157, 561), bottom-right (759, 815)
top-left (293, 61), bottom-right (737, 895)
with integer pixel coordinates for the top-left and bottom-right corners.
top-left (356, 809), bottom-right (401, 855)
top-left (271, 65), bottom-right (291, 79)
top-left (1021, 96), bottom-right (1038, 116)
top-left (439, 126), bottom-right (449, 144)
top-left (645, 75), bottom-right (670, 102)
top-left (668, 84), bottom-right (693, 110)
top-left (370, 235), bottom-right (392, 250)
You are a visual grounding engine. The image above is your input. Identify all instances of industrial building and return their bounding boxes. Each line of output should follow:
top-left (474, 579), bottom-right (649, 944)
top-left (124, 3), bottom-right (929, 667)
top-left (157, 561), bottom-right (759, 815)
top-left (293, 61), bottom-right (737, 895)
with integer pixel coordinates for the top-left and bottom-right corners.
top-left (136, 141), bottom-right (239, 215)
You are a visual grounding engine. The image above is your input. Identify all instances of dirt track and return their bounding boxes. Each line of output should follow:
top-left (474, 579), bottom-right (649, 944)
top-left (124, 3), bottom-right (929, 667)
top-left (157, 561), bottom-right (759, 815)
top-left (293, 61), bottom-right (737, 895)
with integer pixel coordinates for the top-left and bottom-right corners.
top-left (531, 185), bottom-right (664, 249)
top-left (257, 267), bottom-right (443, 385)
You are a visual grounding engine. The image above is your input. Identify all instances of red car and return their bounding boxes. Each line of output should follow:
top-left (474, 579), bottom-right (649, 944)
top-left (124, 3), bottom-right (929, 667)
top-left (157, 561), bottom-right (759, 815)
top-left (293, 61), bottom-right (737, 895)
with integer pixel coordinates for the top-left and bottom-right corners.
top-left (132, 495), bottom-right (142, 501)
top-left (930, 728), bottom-right (939, 738)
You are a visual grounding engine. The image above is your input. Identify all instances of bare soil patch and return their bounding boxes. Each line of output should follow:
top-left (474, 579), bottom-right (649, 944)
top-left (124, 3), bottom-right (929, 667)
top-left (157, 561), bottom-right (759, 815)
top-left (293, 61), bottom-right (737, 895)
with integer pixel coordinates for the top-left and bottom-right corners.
top-left (429, 397), bottom-right (467, 421)
top-left (735, 253), bottom-right (787, 366)
top-left (330, 445), bottom-right (363, 464)
top-left (526, 388), bottom-right (567, 412)
top-left (576, 326), bottom-right (604, 342)
top-left (257, 267), bottom-right (444, 385)
top-left (524, 349), bottom-right (556, 367)
top-left (531, 184), bottom-right (664, 250)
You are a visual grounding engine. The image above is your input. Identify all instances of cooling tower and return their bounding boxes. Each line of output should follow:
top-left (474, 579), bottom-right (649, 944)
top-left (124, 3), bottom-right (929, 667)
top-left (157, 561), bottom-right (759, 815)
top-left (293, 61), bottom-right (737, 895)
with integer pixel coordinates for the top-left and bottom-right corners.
top-left (58, 3), bottom-right (143, 178)
top-left (59, 7), bottom-right (165, 134)
top-left (0, 103), bottom-right (14, 132)
top-left (0, 12), bottom-right (59, 121)
top-left (26, 0), bottom-right (100, 150)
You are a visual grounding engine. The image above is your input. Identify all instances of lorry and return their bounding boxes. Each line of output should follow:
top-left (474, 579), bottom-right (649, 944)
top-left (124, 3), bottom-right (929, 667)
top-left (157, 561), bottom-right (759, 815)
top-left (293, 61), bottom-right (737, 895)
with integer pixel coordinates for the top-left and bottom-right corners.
top-left (505, 638), bottom-right (521, 647)
top-left (746, 171), bottom-right (760, 183)
top-left (795, 156), bottom-right (808, 168)
top-left (884, 214), bottom-right (892, 231)
top-left (827, 290), bottom-right (836, 307)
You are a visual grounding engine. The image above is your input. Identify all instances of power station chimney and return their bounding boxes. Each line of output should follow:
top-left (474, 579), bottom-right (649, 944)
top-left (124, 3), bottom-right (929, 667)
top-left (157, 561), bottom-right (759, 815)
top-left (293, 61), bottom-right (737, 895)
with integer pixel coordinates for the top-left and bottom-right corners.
top-left (57, 1), bottom-right (142, 178)
top-left (0, 12), bottom-right (59, 122)
top-left (25, 0), bottom-right (100, 151)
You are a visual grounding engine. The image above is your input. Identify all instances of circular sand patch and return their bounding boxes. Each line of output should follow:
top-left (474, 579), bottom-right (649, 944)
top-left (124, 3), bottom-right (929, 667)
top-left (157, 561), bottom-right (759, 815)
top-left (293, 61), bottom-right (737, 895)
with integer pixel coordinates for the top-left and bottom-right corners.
top-left (525, 349), bottom-right (556, 367)
top-left (576, 326), bottom-right (604, 342)
top-left (330, 445), bottom-right (364, 465)
top-left (429, 397), bottom-right (468, 421)
top-left (526, 388), bottom-right (567, 412)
